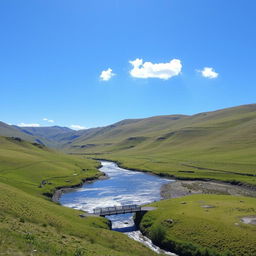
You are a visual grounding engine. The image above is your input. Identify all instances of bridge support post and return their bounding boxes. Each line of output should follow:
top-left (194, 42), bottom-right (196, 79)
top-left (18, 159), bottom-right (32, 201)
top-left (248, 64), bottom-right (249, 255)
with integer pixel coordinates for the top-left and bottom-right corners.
top-left (134, 210), bottom-right (147, 228)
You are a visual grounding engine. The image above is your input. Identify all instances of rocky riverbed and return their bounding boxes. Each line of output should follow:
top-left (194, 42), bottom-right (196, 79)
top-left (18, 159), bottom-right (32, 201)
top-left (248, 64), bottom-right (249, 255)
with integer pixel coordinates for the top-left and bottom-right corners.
top-left (161, 180), bottom-right (256, 199)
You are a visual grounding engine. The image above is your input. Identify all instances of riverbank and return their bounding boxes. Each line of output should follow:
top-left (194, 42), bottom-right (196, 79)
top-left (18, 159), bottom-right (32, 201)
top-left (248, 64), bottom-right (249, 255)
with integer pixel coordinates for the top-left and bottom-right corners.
top-left (161, 180), bottom-right (256, 199)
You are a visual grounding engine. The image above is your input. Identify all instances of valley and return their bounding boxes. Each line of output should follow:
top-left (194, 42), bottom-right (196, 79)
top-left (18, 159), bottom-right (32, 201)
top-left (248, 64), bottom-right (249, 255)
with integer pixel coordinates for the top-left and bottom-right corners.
top-left (1, 104), bottom-right (256, 256)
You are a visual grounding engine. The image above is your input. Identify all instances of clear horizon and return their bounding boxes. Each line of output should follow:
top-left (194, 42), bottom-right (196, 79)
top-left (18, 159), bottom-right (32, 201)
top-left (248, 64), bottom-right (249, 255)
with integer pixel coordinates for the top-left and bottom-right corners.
top-left (1, 1), bottom-right (256, 130)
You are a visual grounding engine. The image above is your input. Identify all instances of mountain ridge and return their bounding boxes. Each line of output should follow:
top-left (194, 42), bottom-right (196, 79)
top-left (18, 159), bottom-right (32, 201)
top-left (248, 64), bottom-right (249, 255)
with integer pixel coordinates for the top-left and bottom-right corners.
top-left (1, 103), bottom-right (256, 154)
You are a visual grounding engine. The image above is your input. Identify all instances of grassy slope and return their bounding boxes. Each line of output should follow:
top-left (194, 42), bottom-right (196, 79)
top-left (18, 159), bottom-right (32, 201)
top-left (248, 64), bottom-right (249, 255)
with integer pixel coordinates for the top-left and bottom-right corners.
top-left (139, 194), bottom-right (256, 256)
top-left (66, 104), bottom-right (256, 186)
top-left (0, 136), bottom-right (156, 256)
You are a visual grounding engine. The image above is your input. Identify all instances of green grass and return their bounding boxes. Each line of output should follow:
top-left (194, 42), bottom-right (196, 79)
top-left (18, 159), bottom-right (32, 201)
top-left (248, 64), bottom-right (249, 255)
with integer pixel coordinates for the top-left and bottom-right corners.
top-left (0, 136), bottom-right (157, 256)
top-left (138, 194), bottom-right (256, 256)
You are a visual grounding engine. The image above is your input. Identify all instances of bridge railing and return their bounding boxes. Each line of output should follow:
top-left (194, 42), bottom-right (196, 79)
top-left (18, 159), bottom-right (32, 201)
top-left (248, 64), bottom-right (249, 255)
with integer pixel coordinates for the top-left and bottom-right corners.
top-left (93, 204), bottom-right (141, 216)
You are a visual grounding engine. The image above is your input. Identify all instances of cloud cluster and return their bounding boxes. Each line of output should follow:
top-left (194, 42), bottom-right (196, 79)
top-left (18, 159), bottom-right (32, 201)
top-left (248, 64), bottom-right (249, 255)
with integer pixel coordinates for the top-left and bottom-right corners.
top-left (18, 123), bottom-right (40, 127)
top-left (70, 124), bottom-right (86, 130)
top-left (100, 68), bottom-right (115, 81)
top-left (129, 58), bottom-right (182, 80)
top-left (98, 59), bottom-right (219, 82)
top-left (198, 67), bottom-right (219, 79)
top-left (43, 118), bottom-right (54, 123)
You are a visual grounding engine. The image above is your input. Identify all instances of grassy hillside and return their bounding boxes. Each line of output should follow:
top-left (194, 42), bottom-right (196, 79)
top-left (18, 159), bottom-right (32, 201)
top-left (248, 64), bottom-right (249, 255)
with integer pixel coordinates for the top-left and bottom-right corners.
top-left (0, 136), bottom-right (157, 256)
top-left (66, 104), bottom-right (256, 186)
top-left (138, 194), bottom-right (256, 256)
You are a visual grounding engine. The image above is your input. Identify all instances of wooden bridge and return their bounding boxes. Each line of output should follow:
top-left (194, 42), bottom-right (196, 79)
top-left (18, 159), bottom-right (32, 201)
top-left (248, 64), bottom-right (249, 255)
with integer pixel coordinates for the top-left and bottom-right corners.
top-left (93, 204), bottom-right (142, 217)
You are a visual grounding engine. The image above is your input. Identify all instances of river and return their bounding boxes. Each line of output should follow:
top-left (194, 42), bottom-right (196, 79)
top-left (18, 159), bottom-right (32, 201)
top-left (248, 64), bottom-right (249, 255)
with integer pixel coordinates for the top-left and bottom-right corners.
top-left (60, 161), bottom-right (177, 255)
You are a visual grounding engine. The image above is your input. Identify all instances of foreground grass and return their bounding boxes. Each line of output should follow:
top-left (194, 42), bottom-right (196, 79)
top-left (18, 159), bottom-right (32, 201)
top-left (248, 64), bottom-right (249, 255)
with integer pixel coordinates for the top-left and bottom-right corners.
top-left (0, 136), bottom-right (157, 256)
top-left (138, 194), bottom-right (256, 256)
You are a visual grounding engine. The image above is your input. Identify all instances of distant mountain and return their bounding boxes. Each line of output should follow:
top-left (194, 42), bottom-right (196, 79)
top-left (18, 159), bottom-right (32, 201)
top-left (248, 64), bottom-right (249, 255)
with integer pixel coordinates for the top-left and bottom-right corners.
top-left (14, 126), bottom-right (74, 147)
top-left (66, 104), bottom-right (256, 153)
top-left (0, 121), bottom-right (39, 143)
top-left (0, 122), bottom-right (76, 147)
top-left (64, 114), bottom-right (187, 149)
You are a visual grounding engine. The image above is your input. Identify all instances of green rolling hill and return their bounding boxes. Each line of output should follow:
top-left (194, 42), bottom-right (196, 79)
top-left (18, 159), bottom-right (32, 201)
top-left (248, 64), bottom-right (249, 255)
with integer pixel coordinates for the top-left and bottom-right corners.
top-left (65, 104), bottom-right (256, 186)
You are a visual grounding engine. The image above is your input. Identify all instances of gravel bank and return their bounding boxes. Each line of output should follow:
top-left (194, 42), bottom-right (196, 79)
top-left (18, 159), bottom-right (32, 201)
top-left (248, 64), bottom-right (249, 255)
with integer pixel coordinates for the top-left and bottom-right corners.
top-left (161, 180), bottom-right (256, 199)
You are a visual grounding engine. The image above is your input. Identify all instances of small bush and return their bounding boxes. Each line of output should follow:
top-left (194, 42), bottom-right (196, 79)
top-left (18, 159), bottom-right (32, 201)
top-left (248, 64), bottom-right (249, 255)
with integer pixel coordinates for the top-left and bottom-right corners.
top-left (24, 233), bottom-right (35, 244)
top-left (19, 217), bottom-right (25, 223)
top-left (74, 248), bottom-right (85, 256)
top-left (150, 225), bottom-right (166, 246)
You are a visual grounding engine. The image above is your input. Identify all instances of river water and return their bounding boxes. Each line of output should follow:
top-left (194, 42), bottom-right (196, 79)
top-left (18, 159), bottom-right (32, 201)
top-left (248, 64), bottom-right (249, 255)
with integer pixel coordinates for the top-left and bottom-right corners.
top-left (60, 161), bottom-right (176, 255)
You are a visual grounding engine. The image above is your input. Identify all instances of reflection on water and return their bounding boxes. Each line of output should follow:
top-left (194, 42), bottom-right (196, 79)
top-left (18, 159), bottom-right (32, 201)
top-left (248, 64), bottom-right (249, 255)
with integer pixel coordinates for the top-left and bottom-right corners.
top-left (60, 161), bottom-right (176, 255)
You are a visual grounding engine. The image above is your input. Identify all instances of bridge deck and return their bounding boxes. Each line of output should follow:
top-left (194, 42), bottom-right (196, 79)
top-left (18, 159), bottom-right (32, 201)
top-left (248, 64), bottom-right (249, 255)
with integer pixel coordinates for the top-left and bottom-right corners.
top-left (93, 204), bottom-right (142, 216)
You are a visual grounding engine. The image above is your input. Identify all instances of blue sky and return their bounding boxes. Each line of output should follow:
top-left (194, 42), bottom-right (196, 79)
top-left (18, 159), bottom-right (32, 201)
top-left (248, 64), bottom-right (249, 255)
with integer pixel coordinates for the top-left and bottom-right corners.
top-left (0, 0), bottom-right (256, 129)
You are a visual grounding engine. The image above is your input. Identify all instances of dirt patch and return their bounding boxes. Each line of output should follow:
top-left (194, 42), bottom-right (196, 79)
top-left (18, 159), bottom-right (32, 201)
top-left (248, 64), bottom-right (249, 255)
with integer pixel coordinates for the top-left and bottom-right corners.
top-left (201, 205), bottom-right (215, 208)
top-left (241, 216), bottom-right (256, 225)
top-left (161, 180), bottom-right (256, 200)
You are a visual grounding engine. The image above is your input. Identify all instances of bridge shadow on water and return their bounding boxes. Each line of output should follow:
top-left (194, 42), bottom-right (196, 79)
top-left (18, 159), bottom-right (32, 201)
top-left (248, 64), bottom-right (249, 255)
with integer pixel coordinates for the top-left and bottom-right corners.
top-left (112, 223), bottom-right (138, 233)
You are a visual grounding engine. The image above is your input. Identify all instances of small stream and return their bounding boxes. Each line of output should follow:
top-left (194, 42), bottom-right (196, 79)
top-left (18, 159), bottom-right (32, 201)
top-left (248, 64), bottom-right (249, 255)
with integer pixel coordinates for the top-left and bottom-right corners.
top-left (60, 161), bottom-right (177, 255)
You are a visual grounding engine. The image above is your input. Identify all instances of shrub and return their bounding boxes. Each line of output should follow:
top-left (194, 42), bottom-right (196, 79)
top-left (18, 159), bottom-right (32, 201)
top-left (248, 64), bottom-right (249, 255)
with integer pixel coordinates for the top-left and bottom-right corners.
top-left (150, 225), bottom-right (166, 246)
top-left (74, 248), bottom-right (85, 256)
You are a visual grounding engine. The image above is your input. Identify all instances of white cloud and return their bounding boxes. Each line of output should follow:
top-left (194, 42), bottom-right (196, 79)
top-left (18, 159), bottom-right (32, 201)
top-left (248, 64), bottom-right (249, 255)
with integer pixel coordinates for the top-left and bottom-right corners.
top-left (198, 67), bottom-right (219, 79)
top-left (129, 58), bottom-right (182, 80)
top-left (100, 68), bottom-right (115, 81)
top-left (70, 125), bottom-right (86, 130)
top-left (43, 118), bottom-right (54, 123)
top-left (18, 123), bottom-right (40, 127)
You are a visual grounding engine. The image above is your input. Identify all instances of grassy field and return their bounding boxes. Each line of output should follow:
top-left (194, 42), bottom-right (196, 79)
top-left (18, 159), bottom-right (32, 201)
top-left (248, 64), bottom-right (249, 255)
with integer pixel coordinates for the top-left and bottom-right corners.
top-left (66, 104), bottom-right (256, 186)
top-left (0, 136), bottom-right (157, 256)
top-left (138, 194), bottom-right (256, 256)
